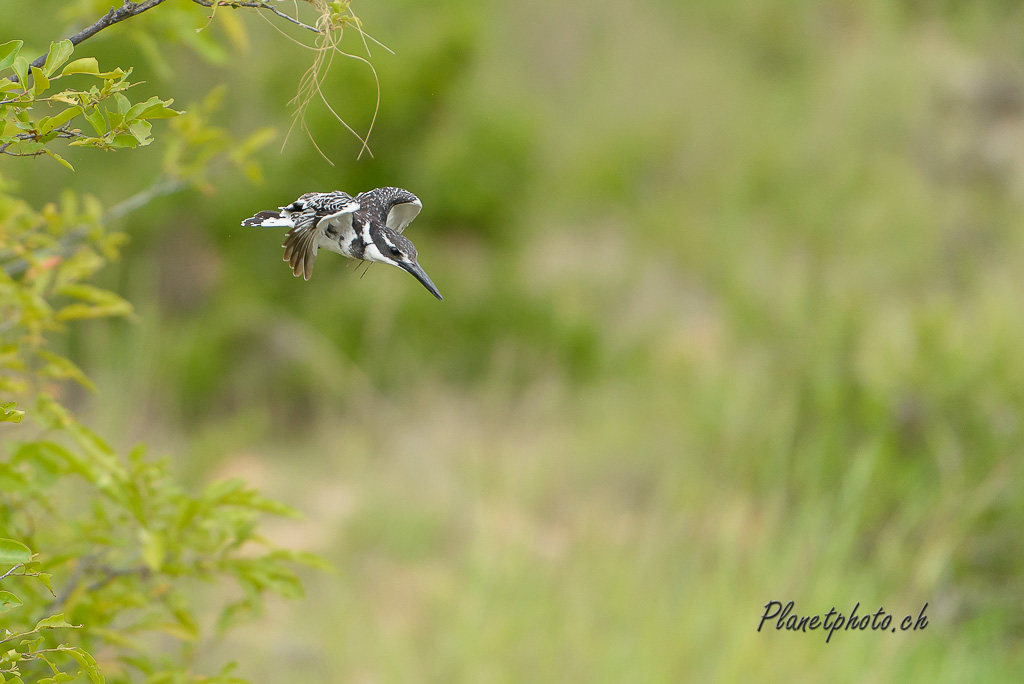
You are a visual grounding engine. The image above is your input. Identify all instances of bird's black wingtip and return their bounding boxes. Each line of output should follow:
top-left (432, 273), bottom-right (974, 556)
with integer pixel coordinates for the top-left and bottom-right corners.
top-left (242, 210), bottom-right (286, 228)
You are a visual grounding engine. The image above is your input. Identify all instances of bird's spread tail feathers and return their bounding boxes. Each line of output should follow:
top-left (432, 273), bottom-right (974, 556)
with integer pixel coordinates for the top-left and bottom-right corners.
top-left (281, 226), bottom-right (318, 281)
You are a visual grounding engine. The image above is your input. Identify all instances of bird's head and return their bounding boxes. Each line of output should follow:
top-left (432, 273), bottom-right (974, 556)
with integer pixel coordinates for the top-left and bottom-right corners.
top-left (365, 225), bottom-right (443, 300)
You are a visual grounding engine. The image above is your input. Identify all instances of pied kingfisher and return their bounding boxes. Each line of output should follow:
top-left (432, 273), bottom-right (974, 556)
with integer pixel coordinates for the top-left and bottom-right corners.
top-left (241, 186), bottom-right (442, 300)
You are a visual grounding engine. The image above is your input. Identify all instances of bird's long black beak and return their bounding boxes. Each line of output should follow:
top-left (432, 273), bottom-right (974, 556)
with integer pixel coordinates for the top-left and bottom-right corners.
top-left (399, 260), bottom-right (443, 300)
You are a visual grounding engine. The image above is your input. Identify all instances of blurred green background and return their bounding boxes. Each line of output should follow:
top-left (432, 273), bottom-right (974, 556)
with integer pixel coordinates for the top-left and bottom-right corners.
top-left (5, 0), bottom-right (1024, 680)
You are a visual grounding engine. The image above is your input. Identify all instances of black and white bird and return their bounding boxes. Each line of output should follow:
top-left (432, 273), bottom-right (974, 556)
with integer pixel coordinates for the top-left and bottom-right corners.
top-left (241, 186), bottom-right (442, 300)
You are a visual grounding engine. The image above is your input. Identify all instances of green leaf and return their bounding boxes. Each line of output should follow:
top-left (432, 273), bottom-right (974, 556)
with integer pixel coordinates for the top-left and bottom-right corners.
top-left (22, 635), bottom-right (45, 654)
top-left (239, 126), bottom-right (276, 155)
top-left (11, 441), bottom-right (64, 487)
top-left (203, 479), bottom-right (302, 518)
top-left (13, 440), bottom-right (74, 474)
top-left (55, 284), bottom-right (133, 321)
top-left (35, 398), bottom-right (121, 469)
top-left (95, 66), bottom-right (127, 80)
top-left (84, 108), bottom-right (105, 135)
top-left (31, 66), bottom-right (49, 96)
top-left (139, 528), bottom-right (165, 572)
top-left (125, 96), bottom-right (181, 121)
top-left (14, 140), bottom-right (44, 155)
top-left (114, 92), bottom-right (130, 115)
top-left (203, 478), bottom-right (244, 502)
top-left (0, 590), bottom-right (23, 614)
top-left (34, 573), bottom-right (55, 596)
top-left (110, 133), bottom-right (138, 149)
top-left (278, 549), bottom-right (335, 573)
top-left (36, 350), bottom-right (97, 392)
top-left (128, 119), bottom-right (152, 145)
top-left (61, 57), bottom-right (99, 76)
top-left (0, 538), bottom-right (32, 565)
top-left (62, 646), bottom-right (103, 684)
top-left (13, 56), bottom-right (29, 88)
top-left (0, 463), bottom-right (30, 490)
top-left (39, 106), bottom-right (82, 134)
top-left (155, 621), bottom-right (200, 642)
top-left (45, 150), bottom-right (75, 171)
top-left (0, 402), bottom-right (25, 423)
top-left (34, 614), bottom-right (78, 630)
top-left (0, 40), bottom-right (23, 71)
top-left (42, 40), bottom-right (74, 77)
top-left (105, 109), bottom-right (123, 130)
top-left (218, 598), bottom-right (257, 633)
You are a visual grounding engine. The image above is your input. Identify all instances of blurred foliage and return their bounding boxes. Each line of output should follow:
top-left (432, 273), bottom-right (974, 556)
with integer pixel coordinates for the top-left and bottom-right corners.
top-left (1, 4), bottom-right (341, 683)
top-left (3, 0), bottom-right (1024, 682)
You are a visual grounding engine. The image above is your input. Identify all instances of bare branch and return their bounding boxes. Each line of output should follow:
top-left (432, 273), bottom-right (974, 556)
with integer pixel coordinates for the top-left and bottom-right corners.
top-left (190, 0), bottom-right (321, 34)
top-left (56, 0), bottom-right (170, 55)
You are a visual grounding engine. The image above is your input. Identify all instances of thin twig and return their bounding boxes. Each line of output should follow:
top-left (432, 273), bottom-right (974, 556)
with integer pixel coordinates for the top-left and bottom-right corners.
top-left (190, 0), bottom-right (321, 33)
top-left (0, 563), bottom-right (27, 582)
top-left (0, 126), bottom-right (83, 157)
top-left (105, 176), bottom-right (188, 221)
top-left (84, 565), bottom-right (151, 594)
top-left (44, 554), bottom-right (97, 611)
top-left (9, 0), bottom-right (170, 83)
top-left (46, 560), bottom-right (151, 613)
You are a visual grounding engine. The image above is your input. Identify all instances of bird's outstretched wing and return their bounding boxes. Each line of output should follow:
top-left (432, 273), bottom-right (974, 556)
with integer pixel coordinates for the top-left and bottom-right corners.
top-left (244, 191), bottom-right (359, 280)
top-left (282, 192), bottom-right (360, 280)
top-left (357, 187), bottom-right (422, 234)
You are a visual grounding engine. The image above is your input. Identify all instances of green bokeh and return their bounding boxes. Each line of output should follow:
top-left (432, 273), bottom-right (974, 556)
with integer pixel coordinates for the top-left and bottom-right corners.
top-left (4, 0), bottom-right (1024, 680)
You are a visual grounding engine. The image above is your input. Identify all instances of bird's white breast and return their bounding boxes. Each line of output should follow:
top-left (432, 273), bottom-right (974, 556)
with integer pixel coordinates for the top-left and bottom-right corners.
top-left (319, 217), bottom-right (360, 258)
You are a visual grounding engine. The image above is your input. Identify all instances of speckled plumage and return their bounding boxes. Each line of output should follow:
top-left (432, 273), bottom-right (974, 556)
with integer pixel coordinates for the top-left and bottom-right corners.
top-left (241, 187), bottom-right (442, 300)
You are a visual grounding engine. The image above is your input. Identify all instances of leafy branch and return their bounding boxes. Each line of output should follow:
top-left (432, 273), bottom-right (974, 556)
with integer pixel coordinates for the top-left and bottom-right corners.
top-left (8, 0), bottom-right (322, 86)
top-left (0, 3), bottom-right (359, 684)
top-left (0, 540), bottom-right (98, 684)
top-left (1, 177), bottom-right (321, 682)
top-left (3, 0), bottom-right (382, 165)
top-left (7, 1), bottom-right (168, 83)
top-left (0, 125), bottom-right (82, 157)
top-left (1, 38), bottom-right (181, 167)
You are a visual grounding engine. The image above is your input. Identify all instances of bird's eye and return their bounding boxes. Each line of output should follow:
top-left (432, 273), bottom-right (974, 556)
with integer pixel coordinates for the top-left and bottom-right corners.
top-left (389, 245), bottom-right (401, 256)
